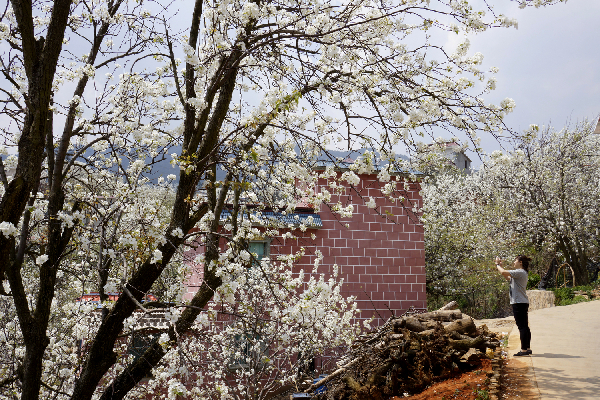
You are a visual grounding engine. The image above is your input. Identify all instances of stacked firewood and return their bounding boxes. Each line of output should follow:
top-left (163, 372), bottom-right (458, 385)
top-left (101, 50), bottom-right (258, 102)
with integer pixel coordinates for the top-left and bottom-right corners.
top-left (305, 305), bottom-right (501, 400)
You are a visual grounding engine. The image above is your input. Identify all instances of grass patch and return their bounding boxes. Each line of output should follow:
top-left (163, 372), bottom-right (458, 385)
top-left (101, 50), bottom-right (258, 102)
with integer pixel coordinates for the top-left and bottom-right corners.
top-left (474, 389), bottom-right (490, 400)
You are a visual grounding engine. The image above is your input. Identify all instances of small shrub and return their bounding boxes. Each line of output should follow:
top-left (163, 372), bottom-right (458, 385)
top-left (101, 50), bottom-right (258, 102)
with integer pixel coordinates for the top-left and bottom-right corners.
top-left (550, 287), bottom-right (574, 305)
top-left (527, 273), bottom-right (540, 290)
top-left (558, 295), bottom-right (589, 306)
top-left (550, 284), bottom-right (598, 306)
top-left (475, 389), bottom-right (490, 400)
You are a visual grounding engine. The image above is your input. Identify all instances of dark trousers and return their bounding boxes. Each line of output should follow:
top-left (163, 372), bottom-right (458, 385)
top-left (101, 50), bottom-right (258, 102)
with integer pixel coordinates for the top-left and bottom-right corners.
top-left (512, 303), bottom-right (531, 349)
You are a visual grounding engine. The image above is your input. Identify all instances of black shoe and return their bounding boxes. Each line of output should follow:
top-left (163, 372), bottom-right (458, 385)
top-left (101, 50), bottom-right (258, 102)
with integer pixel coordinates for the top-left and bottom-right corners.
top-left (514, 351), bottom-right (531, 357)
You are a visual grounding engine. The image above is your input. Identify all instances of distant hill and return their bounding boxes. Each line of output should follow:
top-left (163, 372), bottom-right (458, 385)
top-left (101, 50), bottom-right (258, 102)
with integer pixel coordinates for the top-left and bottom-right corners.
top-left (143, 146), bottom-right (409, 184)
top-left (2, 146), bottom-right (409, 186)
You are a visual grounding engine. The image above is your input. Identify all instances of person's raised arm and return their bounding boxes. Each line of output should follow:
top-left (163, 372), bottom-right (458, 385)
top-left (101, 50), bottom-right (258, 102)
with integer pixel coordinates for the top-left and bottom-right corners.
top-left (495, 256), bottom-right (511, 282)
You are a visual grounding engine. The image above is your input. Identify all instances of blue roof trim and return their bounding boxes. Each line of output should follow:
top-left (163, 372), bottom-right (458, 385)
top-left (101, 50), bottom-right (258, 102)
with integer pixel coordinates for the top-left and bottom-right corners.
top-left (220, 210), bottom-right (322, 229)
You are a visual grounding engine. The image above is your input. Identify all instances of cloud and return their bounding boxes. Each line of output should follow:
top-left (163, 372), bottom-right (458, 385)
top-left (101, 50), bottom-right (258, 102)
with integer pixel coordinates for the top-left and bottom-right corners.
top-left (467, 1), bottom-right (600, 133)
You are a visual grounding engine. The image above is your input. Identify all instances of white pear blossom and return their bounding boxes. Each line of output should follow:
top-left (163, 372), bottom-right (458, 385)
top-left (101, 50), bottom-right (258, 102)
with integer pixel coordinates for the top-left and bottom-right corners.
top-left (0, 0), bottom-right (570, 397)
top-left (366, 197), bottom-right (377, 209)
top-left (151, 249), bottom-right (163, 263)
top-left (0, 222), bottom-right (17, 238)
top-left (36, 255), bottom-right (49, 265)
top-left (171, 227), bottom-right (184, 238)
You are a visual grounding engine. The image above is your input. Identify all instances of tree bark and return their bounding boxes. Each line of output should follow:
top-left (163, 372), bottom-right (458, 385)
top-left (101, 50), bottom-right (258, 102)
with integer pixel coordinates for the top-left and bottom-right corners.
top-left (448, 336), bottom-right (485, 351)
top-left (98, 272), bottom-right (221, 400)
top-left (416, 310), bottom-right (462, 321)
top-left (3, 2), bottom-right (73, 399)
top-left (443, 316), bottom-right (477, 336)
top-left (557, 238), bottom-right (589, 285)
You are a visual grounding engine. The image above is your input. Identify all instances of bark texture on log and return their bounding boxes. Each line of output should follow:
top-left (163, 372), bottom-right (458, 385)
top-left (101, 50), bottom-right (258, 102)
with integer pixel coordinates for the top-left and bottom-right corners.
top-left (444, 316), bottom-right (477, 335)
top-left (311, 308), bottom-right (500, 400)
top-left (449, 336), bottom-right (485, 351)
top-left (438, 301), bottom-right (459, 311)
top-left (416, 310), bottom-right (462, 321)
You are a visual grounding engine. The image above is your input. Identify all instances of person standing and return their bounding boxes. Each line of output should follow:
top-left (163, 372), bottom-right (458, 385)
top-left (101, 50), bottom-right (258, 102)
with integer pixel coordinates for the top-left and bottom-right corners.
top-left (495, 255), bottom-right (532, 356)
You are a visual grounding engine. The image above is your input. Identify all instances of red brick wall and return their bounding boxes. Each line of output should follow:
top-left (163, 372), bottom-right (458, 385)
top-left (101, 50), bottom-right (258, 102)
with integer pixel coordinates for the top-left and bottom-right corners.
top-left (183, 171), bottom-right (426, 326)
top-left (269, 172), bottom-right (425, 326)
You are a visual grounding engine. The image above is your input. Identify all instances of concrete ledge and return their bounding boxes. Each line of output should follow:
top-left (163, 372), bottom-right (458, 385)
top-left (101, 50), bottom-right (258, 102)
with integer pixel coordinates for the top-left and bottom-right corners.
top-left (527, 290), bottom-right (555, 311)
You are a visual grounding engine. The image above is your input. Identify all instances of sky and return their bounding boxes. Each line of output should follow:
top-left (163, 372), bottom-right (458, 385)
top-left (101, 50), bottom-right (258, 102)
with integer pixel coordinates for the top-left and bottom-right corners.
top-left (452, 0), bottom-right (600, 162)
top-left (3, 0), bottom-right (597, 170)
top-left (301, 0), bottom-right (600, 164)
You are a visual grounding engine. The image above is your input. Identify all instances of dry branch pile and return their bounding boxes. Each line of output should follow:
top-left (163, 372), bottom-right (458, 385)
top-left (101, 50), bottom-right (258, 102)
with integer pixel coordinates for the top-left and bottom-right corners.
top-left (307, 306), bottom-right (501, 400)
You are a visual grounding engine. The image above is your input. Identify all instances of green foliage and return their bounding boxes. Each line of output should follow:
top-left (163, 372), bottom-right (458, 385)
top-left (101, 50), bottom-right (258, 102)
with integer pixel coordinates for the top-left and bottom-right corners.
top-left (549, 284), bottom-right (597, 306)
top-left (427, 271), bottom-right (511, 319)
top-left (550, 287), bottom-right (574, 305)
top-left (474, 389), bottom-right (490, 400)
top-left (527, 273), bottom-right (540, 290)
top-left (559, 296), bottom-right (589, 306)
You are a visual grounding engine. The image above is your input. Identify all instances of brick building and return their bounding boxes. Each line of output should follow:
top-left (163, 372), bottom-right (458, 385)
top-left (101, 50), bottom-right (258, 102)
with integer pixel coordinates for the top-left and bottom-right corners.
top-left (72, 166), bottom-right (427, 396)
top-left (184, 166), bottom-right (426, 326)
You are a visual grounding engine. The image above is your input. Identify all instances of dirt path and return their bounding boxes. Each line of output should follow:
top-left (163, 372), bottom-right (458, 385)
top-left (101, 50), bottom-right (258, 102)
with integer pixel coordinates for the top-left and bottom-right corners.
top-left (500, 356), bottom-right (540, 400)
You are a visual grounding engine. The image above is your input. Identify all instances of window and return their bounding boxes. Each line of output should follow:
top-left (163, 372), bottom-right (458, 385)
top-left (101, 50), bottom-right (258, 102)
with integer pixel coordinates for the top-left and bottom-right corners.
top-left (248, 240), bottom-right (270, 267)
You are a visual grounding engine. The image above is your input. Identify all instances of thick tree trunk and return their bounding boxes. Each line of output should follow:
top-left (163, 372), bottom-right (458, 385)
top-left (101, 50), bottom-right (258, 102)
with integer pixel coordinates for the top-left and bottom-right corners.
top-left (98, 271), bottom-right (222, 400)
top-left (3, 2), bottom-right (73, 399)
top-left (558, 238), bottom-right (589, 285)
top-left (70, 234), bottom-right (186, 399)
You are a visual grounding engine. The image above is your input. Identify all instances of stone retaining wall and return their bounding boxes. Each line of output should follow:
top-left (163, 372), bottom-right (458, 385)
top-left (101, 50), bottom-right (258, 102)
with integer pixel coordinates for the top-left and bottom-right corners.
top-left (527, 290), bottom-right (556, 311)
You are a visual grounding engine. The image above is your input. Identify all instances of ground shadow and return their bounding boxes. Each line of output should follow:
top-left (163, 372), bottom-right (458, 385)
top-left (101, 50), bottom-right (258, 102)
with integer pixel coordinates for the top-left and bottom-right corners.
top-left (534, 367), bottom-right (600, 399)
top-left (532, 353), bottom-right (582, 359)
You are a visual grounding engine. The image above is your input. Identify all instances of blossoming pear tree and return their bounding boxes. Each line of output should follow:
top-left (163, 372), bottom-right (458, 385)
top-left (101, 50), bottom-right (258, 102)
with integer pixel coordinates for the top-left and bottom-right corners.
top-left (422, 121), bottom-right (600, 312)
top-left (479, 121), bottom-right (600, 285)
top-left (0, 0), bottom-right (566, 398)
top-left (420, 168), bottom-right (517, 313)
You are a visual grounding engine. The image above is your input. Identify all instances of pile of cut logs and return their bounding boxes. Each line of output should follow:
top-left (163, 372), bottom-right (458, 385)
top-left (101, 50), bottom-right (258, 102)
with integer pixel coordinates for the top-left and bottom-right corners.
top-left (304, 304), bottom-right (501, 400)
